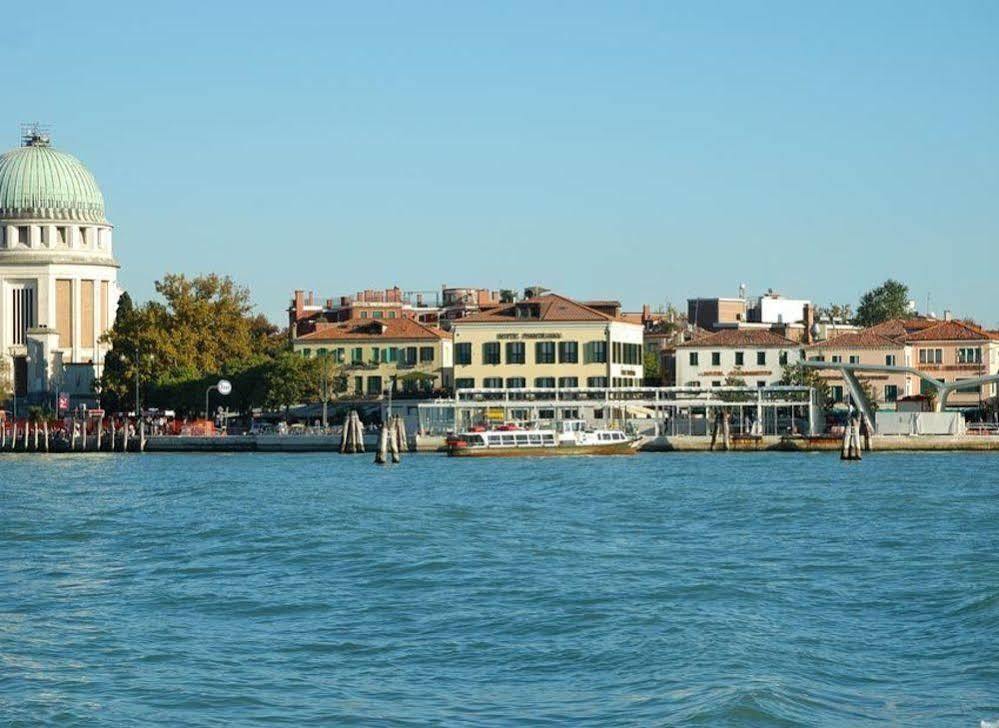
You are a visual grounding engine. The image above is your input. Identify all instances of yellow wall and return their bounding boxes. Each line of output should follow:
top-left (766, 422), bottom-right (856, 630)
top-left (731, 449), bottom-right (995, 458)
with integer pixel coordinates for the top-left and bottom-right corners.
top-left (292, 338), bottom-right (452, 395)
top-left (451, 320), bottom-right (644, 389)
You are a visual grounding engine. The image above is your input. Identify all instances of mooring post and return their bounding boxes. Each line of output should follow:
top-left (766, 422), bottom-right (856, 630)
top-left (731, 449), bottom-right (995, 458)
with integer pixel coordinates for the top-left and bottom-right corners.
top-left (375, 422), bottom-right (388, 464)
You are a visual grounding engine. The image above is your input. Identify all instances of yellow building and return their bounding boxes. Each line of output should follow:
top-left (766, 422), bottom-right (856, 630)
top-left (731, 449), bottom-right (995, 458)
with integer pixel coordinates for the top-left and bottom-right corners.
top-left (292, 318), bottom-right (452, 396)
top-left (450, 293), bottom-right (645, 390)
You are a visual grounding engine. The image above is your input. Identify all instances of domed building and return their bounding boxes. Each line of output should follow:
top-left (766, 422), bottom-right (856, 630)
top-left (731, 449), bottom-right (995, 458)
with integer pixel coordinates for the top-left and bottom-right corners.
top-left (0, 129), bottom-right (120, 407)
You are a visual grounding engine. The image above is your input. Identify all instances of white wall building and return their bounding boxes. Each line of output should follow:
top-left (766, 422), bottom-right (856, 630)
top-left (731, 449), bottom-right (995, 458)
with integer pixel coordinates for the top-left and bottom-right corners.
top-left (0, 130), bottom-right (120, 405)
top-left (676, 329), bottom-right (804, 389)
top-left (751, 291), bottom-right (811, 325)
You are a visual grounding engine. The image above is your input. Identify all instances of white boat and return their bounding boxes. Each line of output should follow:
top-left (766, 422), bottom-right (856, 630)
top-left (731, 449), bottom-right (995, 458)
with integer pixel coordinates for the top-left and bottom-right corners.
top-left (446, 420), bottom-right (637, 457)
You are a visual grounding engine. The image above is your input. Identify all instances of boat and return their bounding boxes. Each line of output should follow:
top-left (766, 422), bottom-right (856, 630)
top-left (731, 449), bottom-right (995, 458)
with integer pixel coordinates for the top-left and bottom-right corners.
top-left (446, 420), bottom-right (638, 457)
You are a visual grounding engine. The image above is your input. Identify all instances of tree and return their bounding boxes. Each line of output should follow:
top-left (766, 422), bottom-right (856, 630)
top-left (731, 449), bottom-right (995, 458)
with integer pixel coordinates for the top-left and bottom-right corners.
top-left (100, 274), bottom-right (279, 414)
top-left (643, 351), bottom-right (661, 384)
top-left (779, 362), bottom-right (831, 407)
top-left (305, 353), bottom-right (347, 425)
top-left (0, 357), bottom-right (12, 407)
top-left (855, 279), bottom-right (910, 327)
top-left (263, 351), bottom-right (309, 415)
top-left (499, 289), bottom-right (516, 304)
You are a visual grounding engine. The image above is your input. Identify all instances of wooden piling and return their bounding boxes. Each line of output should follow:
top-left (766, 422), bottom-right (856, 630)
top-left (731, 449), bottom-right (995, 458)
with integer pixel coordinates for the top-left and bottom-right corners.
top-left (43, 421), bottom-right (49, 453)
top-left (340, 414), bottom-right (351, 453)
top-left (389, 416), bottom-right (401, 464)
top-left (97, 416), bottom-right (103, 451)
top-left (110, 419), bottom-right (116, 452)
top-left (375, 422), bottom-right (388, 464)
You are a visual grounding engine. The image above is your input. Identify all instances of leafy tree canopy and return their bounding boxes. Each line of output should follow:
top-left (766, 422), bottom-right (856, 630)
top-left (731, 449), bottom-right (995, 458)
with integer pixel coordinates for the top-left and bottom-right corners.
top-left (855, 279), bottom-right (910, 327)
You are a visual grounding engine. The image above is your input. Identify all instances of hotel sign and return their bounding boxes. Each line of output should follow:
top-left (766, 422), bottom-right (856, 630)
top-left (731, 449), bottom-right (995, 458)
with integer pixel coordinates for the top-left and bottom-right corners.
top-left (496, 332), bottom-right (562, 340)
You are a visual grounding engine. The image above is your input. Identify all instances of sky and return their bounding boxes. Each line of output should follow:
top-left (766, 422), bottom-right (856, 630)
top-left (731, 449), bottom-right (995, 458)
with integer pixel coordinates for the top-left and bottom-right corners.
top-left (8, 1), bottom-right (998, 325)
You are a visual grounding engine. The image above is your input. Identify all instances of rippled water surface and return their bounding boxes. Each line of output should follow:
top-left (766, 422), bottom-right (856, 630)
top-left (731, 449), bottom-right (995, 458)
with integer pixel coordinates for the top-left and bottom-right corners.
top-left (1, 452), bottom-right (997, 726)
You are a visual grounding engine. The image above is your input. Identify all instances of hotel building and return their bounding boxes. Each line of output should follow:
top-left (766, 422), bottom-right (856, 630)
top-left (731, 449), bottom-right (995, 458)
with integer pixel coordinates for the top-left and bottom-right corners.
top-left (449, 293), bottom-right (645, 390)
top-left (675, 329), bottom-right (804, 388)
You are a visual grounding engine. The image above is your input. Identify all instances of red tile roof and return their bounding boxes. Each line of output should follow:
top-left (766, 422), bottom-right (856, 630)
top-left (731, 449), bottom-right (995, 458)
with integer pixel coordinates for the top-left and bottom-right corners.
top-left (296, 317), bottom-right (449, 342)
top-left (457, 293), bottom-right (636, 324)
top-left (903, 320), bottom-right (993, 342)
top-left (677, 328), bottom-right (798, 348)
top-left (808, 330), bottom-right (902, 350)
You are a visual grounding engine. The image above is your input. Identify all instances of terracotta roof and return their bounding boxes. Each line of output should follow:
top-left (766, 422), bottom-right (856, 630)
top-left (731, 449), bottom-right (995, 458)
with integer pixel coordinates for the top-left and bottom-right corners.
top-left (677, 328), bottom-right (798, 348)
top-left (297, 317), bottom-right (449, 342)
top-left (457, 293), bottom-right (634, 324)
top-left (903, 320), bottom-right (993, 342)
top-left (807, 330), bottom-right (902, 350)
top-left (867, 317), bottom-right (937, 339)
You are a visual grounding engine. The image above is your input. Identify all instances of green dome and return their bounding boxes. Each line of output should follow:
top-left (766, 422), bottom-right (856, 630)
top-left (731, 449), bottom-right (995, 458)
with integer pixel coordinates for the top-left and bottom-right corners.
top-left (0, 135), bottom-right (106, 223)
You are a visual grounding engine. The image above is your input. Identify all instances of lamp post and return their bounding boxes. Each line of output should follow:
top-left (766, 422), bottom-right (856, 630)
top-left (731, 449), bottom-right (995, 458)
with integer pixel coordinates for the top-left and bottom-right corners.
top-left (205, 379), bottom-right (232, 428)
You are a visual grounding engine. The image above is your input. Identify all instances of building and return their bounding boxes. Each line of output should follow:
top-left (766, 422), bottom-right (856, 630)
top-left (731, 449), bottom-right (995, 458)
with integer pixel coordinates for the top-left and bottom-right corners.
top-left (450, 293), bottom-right (645, 390)
top-left (805, 329), bottom-right (909, 405)
top-left (675, 329), bottom-right (803, 388)
top-left (806, 317), bottom-right (999, 409)
top-left (749, 290), bottom-right (811, 325)
top-left (292, 317), bottom-right (452, 397)
top-left (0, 129), bottom-right (120, 405)
top-left (687, 297), bottom-right (747, 331)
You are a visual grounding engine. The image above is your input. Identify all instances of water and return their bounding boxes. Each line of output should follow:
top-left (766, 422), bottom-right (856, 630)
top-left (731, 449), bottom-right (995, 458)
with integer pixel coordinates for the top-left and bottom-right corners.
top-left (1, 453), bottom-right (997, 726)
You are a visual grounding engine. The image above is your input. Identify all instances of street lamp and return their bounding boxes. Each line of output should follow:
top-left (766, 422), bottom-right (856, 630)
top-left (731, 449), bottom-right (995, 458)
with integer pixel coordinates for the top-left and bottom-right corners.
top-left (205, 378), bottom-right (232, 424)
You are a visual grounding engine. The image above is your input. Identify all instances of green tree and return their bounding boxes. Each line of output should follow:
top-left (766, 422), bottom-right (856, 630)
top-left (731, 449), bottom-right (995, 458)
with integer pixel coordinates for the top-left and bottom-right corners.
top-left (499, 289), bottom-right (516, 304)
top-left (643, 351), bottom-right (661, 384)
top-left (263, 351), bottom-right (309, 415)
top-left (855, 279), bottom-right (910, 327)
top-left (779, 361), bottom-right (831, 406)
top-left (100, 274), bottom-right (278, 414)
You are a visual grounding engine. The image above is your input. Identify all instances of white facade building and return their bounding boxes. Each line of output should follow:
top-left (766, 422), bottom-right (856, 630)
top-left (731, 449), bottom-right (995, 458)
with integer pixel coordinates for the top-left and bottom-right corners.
top-left (0, 130), bottom-right (120, 405)
top-left (751, 292), bottom-right (811, 325)
top-left (676, 329), bottom-right (804, 389)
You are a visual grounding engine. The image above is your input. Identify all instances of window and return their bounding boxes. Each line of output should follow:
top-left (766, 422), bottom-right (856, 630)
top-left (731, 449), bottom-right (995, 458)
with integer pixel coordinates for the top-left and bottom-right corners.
top-left (316, 348), bottom-right (328, 357)
top-left (9, 286), bottom-right (35, 346)
top-left (353, 376), bottom-right (363, 393)
top-left (832, 355), bottom-right (842, 363)
top-left (957, 347), bottom-right (982, 364)
top-left (689, 352), bottom-right (699, 366)
top-left (830, 385), bottom-right (844, 402)
top-left (301, 348), bottom-right (312, 358)
top-left (586, 341), bottom-right (608, 363)
top-left (388, 311), bottom-right (397, 318)
top-left (779, 351), bottom-right (788, 365)
top-left (884, 384), bottom-right (898, 402)
top-left (505, 341), bottom-right (525, 364)
top-left (403, 347), bottom-right (418, 365)
top-left (757, 380), bottom-right (766, 388)
top-left (885, 354), bottom-right (897, 366)
top-left (711, 352), bottom-right (720, 366)
top-left (419, 346), bottom-right (434, 362)
top-left (17, 226), bottom-right (29, 245)
top-left (535, 341), bottom-right (556, 364)
top-left (687, 380), bottom-right (701, 388)
top-left (56, 226), bottom-right (67, 246)
top-left (455, 342), bottom-right (472, 365)
top-left (734, 352), bottom-right (744, 366)
top-left (482, 341), bottom-right (501, 364)
top-left (558, 377), bottom-right (578, 388)
top-left (366, 376), bottom-right (383, 394)
top-left (373, 311), bottom-right (384, 319)
top-left (483, 377), bottom-right (503, 388)
top-left (534, 377), bottom-right (556, 388)
top-left (756, 351), bottom-right (766, 366)
top-left (505, 377), bottom-right (526, 389)
top-left (360, 312), bottom-right (368, 319)
top-left (849, 355), bottom-right (860, 364)
top-left (385, 347), bottom-right (398, 363)
top-left (455, 378), bottom-right (475, 390)
top-left (351, 347), bottom-right (363, 363)
top-left (370, 347), bottom-right (381, 363)
top-left (919, 348), bottom-right (943, 365)
top-left (810, 355), bottom-right (825, 362)
top-left (558, 341), bottom-right (578, 363)
top-left (587, 376), bottom-right (608, 387)
top-left (712, 380), bottom-right (722, 387)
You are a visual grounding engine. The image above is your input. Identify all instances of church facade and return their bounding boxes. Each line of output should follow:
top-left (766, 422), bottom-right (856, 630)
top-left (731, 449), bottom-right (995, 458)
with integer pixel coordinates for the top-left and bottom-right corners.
top-left (0, 129), bottom-right (120, 406)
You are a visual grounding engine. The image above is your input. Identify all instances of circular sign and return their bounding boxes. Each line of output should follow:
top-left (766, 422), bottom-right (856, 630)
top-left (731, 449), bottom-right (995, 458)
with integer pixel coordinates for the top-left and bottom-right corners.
top-left (217, 379), bottom-right (233, 396)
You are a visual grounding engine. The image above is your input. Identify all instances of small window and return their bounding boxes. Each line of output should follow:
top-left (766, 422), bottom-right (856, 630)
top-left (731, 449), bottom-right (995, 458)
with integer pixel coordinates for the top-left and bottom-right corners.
top-left (885, 354), bottom-right (896, 366)
top-left (849, 355), bottom-right (860, 364)
top-left (689, 352), bottom-right (699, 366)
top-left (483, 377), bottom-right (503, 389)
top-left (505, 341), bottom-right (525, 364)
top-left (455, 378), bottom-right (475, 390)
top-left (482, 341), bottom-right (501, 364)
top-left (711, 352), bottom-right (720, 366)
top-left (455, 343), bottom-right (472, 365)
top-left (506, 377), bottom-right (526, 389)
top-left (779, 351), bottom-right (788, 365)
top-left (756, 351), bottom-right (766, 366)
top-left (18, 226), bottom-right (30, 245)
top-left (735, 352), bottom-right (744, 366)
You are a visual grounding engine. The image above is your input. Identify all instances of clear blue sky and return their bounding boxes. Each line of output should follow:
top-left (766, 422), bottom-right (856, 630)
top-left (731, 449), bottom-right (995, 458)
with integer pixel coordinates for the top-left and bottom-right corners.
top-left (9, 1), bottom-right (998, 325)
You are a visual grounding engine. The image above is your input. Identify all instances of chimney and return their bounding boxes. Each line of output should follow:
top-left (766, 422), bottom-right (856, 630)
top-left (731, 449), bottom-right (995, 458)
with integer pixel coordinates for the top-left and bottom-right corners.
top-left (293, 290), bottom-right (306, 322)
top-left (325, 298), bottom-right (333, 309)
top-left (944, 309), bottom-right (952, 322)
top-left (803, 303), bottom-right (815, 345)
top-left (642, 304), bottom-right (651, 324)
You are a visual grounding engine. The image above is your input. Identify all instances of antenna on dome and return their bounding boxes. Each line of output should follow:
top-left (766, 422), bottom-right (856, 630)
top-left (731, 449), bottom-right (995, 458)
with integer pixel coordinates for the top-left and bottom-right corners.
top-left (20, 122), bottom-right (51, 147)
